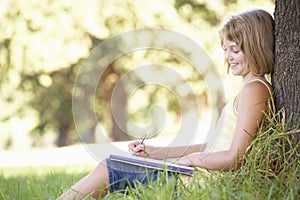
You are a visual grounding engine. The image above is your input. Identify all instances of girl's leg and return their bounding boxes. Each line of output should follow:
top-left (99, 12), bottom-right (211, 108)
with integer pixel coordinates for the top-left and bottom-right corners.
top-left (57, 160), bottom-right (109, 200)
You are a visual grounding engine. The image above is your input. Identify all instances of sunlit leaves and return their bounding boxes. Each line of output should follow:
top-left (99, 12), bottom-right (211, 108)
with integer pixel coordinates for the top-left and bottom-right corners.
top-left (0, 0), bottom-right (274, 148)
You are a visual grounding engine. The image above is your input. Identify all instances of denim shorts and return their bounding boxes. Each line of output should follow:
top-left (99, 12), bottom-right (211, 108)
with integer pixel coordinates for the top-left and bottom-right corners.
top-left (106, 158), bottom-right (178, 193)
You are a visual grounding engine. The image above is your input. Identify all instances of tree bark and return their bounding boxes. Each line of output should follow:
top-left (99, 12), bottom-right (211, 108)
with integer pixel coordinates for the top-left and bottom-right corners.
top-left (110, 81), bottom-right (130, 141)
top-left (57, 124), bottom-right (70, 147)
top-left (273, 0), bottom-right (300, 153)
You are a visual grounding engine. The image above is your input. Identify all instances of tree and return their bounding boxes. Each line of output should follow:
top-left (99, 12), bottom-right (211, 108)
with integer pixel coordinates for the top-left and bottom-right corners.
top-left (0, 0), bottom-right (96, 147)
top-left (0, 0), bottom-right (210, 147)
top-left (0, 0), bottom-right (275, 148)
top-left (272, 0), bottom-right (300, 153)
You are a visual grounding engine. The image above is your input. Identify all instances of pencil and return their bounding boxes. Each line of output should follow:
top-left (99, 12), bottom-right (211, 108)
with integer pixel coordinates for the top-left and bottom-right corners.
top-left (140, 134), bottom-right (147, 145)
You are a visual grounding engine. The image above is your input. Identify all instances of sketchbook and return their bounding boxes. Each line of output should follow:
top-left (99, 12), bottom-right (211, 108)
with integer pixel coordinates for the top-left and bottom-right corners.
top-left (109, 153), bottom-right (194, 176)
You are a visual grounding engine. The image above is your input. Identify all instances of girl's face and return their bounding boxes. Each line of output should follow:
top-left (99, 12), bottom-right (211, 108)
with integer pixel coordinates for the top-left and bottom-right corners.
top-left (223, 39), bottom-right (249, 78)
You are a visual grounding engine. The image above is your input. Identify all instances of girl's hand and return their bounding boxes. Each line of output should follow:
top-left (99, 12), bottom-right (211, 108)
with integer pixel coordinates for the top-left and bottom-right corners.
top-left (128, 141), bottom-right (146, 156)
top-left (128, 141), bottom-right (160, 159)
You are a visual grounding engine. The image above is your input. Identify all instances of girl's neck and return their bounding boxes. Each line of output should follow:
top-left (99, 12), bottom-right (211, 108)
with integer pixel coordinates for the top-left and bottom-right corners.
top-left (242, 73), bottom-right (265, 85)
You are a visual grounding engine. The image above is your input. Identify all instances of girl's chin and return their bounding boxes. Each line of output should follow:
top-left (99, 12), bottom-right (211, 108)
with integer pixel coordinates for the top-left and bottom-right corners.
top-left (230, 65), bottom-right (238, 71)
top-left (230, 69), bottom-right (240, 76)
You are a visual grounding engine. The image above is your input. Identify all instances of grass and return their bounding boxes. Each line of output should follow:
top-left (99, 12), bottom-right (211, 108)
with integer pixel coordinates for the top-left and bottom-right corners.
top-left (1, 110), bottom-right (299, 200)
top-left (0, 165), bottom-right (95, 200)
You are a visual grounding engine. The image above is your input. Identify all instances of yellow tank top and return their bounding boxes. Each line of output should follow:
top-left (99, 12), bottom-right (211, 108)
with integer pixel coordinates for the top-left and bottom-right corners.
top-left (211, 97), bottom-right (237, 152)
top-left (205, 79), bottom-right (272, 152)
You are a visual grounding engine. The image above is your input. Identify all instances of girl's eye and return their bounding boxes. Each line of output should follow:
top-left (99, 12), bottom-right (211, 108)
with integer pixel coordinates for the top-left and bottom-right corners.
top-left (232, 48), bottom-right (240, 53)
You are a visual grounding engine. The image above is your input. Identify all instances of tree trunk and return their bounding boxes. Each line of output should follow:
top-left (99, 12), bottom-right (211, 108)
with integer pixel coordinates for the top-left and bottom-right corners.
top-left (57, 124), bottom-right (70, 147)
top-left (273, 0), bottom-right (300, 153)
top-left (99, 64), bottom-right (131, 141)
top-left (110, 79), bottom-right (130, 141)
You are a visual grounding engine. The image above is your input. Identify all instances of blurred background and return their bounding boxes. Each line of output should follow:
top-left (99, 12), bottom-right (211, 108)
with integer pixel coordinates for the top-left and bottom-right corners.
top-left (0, 0), bottom-right (274, 151)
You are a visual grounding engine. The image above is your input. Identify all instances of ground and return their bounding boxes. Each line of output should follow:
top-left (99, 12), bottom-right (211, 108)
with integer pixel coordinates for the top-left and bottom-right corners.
top-left (0, 135), bottom-right (206, 167)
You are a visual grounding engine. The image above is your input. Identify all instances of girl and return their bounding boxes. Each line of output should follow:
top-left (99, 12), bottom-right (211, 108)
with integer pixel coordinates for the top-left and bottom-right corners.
top-left (58, 9), bottom-right (274, 199)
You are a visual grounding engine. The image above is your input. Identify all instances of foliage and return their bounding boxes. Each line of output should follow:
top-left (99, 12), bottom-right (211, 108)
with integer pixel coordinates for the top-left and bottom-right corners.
top-left (0, 0), bottom-right (274, 148)
top-left (0, 0), bottom-right (97, 147)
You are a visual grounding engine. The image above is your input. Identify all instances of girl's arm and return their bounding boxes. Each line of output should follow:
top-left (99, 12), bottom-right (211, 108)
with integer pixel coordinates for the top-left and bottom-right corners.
top-left (169, 81), bottom-right (271, 170)
top-left (128, 142), bottom-right (207, 160)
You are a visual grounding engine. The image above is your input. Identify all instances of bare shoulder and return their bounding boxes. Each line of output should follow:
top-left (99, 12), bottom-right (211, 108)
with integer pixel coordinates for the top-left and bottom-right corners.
top-left (237, 80), bottom-right (272, 111)
top-left (241, 80), bottom-right (272, 99)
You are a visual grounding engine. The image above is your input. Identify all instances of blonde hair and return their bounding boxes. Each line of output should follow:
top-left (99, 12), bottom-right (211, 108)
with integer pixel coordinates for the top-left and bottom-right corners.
top-left (219, 9), bottom-right (274, 75)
